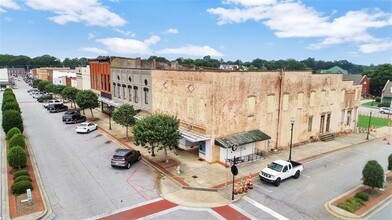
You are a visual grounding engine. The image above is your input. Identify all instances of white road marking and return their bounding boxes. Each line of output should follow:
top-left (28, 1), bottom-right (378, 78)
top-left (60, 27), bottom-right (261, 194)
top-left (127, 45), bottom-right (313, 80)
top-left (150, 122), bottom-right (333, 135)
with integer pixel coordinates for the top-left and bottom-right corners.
top-left (300, 174), bottom-right (311, 178)
top-left (243, 196), bottom-right (289, 220)
top-left (325, 159), bottom-right (343, 165)
top-left (138, 206), bottom-right (226, 220)
top-left (253, 183), bottom-right (273, 192)
top-left (229, 204), bottom-right (258, 220)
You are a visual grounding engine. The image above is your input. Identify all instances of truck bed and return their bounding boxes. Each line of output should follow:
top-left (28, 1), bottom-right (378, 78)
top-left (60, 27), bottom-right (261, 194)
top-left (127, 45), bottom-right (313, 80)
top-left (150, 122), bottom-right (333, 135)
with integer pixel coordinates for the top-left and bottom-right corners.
top-left (290, 160), bottom-right (302, 167)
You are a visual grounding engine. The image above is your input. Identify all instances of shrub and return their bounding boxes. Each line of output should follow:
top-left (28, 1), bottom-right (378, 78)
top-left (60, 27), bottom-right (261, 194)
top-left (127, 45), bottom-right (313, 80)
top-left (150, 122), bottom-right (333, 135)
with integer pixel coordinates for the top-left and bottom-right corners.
top-left (362, 160), bottom-right (384, 189)
top-left (9, 134), bottom-right (25, 149)
top-left (2, 110), bottom-right (23, 133)
top-left (375, 97), bottom-right (381, 102)
top-left (355, 192), bottom-right (369, 202)
top-left (13, 170), bottom-right (30, 180)
top-left (338, 198), bottom-right (364, 213)
top-left (2, 95), bottom-right (16, 105)
top-left (6, 127), bottom-right (21, 140)
top-left (338, 201), bottom-right (354, 213)
top-left (7, 146), bottom-right (27, 169)
top-left (388, 154), bottom-right (392, 171)
top-left (2, 101), bottom-right (20, 112)
top-left (14, 175), bottom-right (32, 183)
top-left (378, 102), bottom-right (391, 107)
top-left (11, 180), bottom-right (33, 195)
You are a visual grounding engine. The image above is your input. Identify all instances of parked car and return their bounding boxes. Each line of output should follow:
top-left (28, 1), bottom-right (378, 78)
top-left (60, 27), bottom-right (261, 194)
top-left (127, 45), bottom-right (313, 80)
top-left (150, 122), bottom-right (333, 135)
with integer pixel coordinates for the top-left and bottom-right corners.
top-left (259, 159), bottom-right (304, 186)
top-left (63, 112), bottom-right (86, 124)
top-left (27, 88), bottom-right (38, 94)
top-left (111, 149), bottom-right (141, 169)
top-left (37, 94), bottom-right (53, 103)
top-left (48, 104), bottom-right (68, 113)
top-left (32, 92), bottom-right (45, 98)
top-left (75, 122), bottom-right (98, 133)
top-left (379, 107), bottom-right (391, 114)
top-left (43, 100), bottom-right (63, 108)
top-left (0, 87), bottom-right (5, 92)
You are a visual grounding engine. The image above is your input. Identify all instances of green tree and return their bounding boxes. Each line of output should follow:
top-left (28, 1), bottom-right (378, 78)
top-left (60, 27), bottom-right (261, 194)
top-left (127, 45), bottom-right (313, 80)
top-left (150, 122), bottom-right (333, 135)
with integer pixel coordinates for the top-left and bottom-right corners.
top-left (54, 85), bottom-right (66, 100)
top-left (362, 160), bottom-right (384, 189)
top-left (37, 80), bottom-right (50, 91)
top-left (2, 110), bottom-right (23, 133)
top-left (365, 64), bottom-right (392, 96)
top-left (9, 134), bottom-right (25, 149)
top-left (133, 114), bottom-right (181, 162)
top-left (6, 127), bottom-right (21, 140)
top-left (388, 154), bottom-right (392, 171)
top-left (7, 146), bottom-right (27, 169)
top-left (62, 87), bottom-right (79, 108)
top-left (112, 104), bottom-right (137, 140)
top-left (45, 84), bottom-right (56, 94)
top-left (2, 101), bottom-right (20, 112)
top-left (75, 90), bottom-right (99, 119)
top-left (32, 79), bottom-right (42, 87)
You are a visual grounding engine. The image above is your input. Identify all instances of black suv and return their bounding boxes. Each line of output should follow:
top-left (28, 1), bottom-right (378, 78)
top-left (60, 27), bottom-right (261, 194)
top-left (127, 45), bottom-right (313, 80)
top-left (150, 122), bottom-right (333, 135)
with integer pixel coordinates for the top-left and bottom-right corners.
top-left (48, 103), bottom-right (68, 113)
top-left (62, 111), bottom-right (86, 124)
top-left (111, 149), bottom-right (141, 169)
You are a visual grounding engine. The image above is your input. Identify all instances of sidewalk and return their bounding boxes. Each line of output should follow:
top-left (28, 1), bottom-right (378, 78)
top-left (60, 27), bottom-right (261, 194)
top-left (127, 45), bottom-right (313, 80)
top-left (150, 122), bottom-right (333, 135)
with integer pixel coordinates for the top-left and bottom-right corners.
top-left (84, 107), bottom-right (387, 208)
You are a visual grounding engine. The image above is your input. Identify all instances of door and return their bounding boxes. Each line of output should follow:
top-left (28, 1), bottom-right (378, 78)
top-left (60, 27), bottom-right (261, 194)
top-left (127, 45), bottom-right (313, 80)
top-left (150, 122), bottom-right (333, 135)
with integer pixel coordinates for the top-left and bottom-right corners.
top-left (281, 165), bottom-right (291, 179)
top-left (320, 115), bottom-right (325, 133)
top-left (326, 114), bottom-right (331, 132)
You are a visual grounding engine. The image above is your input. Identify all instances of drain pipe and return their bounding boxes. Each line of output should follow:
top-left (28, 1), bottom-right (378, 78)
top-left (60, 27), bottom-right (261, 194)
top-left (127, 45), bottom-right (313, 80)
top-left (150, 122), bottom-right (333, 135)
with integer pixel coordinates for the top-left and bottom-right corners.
top-left (275, 70), bottom-right (284, 149)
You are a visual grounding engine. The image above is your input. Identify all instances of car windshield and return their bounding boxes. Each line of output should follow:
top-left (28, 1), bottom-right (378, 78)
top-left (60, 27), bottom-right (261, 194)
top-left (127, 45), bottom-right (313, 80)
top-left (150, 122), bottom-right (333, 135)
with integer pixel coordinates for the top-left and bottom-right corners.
top-left (78, 123), bottom-right (88, 127)
top-left (268, 162), bottom-right (283, 172)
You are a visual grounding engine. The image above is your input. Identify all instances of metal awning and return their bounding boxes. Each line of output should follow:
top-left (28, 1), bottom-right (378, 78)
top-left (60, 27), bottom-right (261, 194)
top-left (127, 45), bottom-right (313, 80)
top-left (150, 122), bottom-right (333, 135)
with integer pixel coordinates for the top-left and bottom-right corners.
top-left (98, 97), bottom-right (122, 108)
top-left (215, 129), bottom-right (271, 148)
top-left (179, 128), bottom-right (210, 143)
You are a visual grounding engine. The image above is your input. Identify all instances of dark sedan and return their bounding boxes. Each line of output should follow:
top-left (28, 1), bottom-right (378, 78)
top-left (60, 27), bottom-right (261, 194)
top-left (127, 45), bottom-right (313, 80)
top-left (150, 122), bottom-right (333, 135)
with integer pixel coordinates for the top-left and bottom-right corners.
top-left (111, 149), bottom-right (141, 169)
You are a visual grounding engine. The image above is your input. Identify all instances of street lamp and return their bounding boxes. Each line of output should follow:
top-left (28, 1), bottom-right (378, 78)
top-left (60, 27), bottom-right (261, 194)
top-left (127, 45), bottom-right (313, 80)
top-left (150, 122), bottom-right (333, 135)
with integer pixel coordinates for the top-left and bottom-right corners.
top-left (366, 111), bottom-right (372, 140)
top-left (288, 119), bottom-right (295, 162)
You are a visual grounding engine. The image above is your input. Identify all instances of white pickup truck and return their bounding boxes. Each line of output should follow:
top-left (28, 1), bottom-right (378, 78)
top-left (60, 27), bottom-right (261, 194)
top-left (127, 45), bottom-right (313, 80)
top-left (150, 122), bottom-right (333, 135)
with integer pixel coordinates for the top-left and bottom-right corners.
top-left (259, 159), bottom-right (304, 186)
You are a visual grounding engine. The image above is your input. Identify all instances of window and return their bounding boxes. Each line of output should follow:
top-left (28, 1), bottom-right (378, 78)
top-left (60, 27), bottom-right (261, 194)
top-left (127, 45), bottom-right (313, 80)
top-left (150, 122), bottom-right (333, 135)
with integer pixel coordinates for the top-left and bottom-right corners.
top-left (134, 86), bottom-right (138, 103)
top-left (346, 110), bottom-right (352, 126)
top-left (283, 166), bottom-right (288, 172)
top-left (267, 95), bottom-right (275, 113)
top-left (113, 83), bottom-right (116, 97)
top-left (297, 93), bottom-right (303, 109)
top-left (354, 89), bottom-right (358, 101)
top-left (117, 84), bottom-right (121, 98)
top-left (144, 88), bottom-right (149, 104)
top-left (128, 86), bottom-right (132, 101)
top-left (247, 96), bottom-right (255, 117)
top-left (187, 97), bottom-right (193, 118)
top-left (341, 90), bottom-right (345, 103)
top-left (341, 110), bottom-right (345, 124)
top-left (310, 91), bottom-right (315, 107)
top-left (308, 116), bottom-right (313, 132)
top-left (330, 89), bottom-right (335, 105)
top-left (123, 85), bottom-right (126, 100)
top-left (282, 94), bottom-right (289, 111)
top-left (321, 90), bottom-right (326, 106)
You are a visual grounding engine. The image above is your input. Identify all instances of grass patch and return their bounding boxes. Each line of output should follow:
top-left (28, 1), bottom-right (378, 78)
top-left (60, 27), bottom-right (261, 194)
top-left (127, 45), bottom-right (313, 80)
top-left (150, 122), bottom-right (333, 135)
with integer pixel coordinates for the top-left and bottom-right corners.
top-left (362, 101), bottom-right (380, 108)
top-left (357, 115), bottom-right (390, 129)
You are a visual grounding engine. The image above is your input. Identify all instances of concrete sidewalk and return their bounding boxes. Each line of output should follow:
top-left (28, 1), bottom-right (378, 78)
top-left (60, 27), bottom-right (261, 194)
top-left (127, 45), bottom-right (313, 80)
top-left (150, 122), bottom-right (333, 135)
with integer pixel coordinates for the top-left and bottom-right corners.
top-left (82, 106), bottom-right (385, 207)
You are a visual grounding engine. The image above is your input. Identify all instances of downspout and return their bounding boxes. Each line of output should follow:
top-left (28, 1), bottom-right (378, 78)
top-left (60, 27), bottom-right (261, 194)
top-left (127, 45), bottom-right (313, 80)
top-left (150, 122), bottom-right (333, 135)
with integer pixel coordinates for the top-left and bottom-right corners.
top-left (275, 70), bottom-right (284, 149)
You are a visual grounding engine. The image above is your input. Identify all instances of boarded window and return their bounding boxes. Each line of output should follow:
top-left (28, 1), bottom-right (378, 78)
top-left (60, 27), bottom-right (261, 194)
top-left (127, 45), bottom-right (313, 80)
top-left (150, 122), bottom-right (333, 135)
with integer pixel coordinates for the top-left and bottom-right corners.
top-left (330, 89), bottom-right (335, 105)
top-left (267, 95), bottom-right (275, 113)
top-left (341, 110), bottom-right (345, 124)
top-left (297, 93), bottom-right (303, 109)
top-left (198, 98), bottom-right (206, 122)
top-left (321, 90), bottom-right (326, 106)
top-left (187, 97), bottom-right (193, 119)
top-left (341, 90), bottom-right (345, 103)
top-left (310, 91), bottom-right (316, 107)
top-left (282, 94), bottom-right (289, 111)
top-left (247, 96), bottom-right (256, 116)
top-left (308, 116), bottom-right (313, 132)
top-left (174, 95), bottom-right (180, 115)
top-left (354, 89), bottom-right (358, 101)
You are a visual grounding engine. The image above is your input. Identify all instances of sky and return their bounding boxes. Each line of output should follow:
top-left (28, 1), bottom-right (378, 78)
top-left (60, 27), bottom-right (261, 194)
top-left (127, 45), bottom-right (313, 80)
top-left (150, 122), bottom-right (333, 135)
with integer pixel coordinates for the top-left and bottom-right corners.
top-left (0, 0), bottom-right (391, 65)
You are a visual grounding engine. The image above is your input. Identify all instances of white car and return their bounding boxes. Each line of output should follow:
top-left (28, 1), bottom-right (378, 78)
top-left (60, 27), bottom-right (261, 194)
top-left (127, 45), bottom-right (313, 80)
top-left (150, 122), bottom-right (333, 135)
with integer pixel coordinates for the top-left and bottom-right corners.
top-left (76, 122), bottom-right (98, 133)
top-left (43, 100), bottom-right (63, 108)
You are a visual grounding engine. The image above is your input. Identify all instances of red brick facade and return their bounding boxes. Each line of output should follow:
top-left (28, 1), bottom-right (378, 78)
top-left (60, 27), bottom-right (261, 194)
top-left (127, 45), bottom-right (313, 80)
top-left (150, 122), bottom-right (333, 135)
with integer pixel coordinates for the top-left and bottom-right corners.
top-left (89, 58), bottom-right (111, 93)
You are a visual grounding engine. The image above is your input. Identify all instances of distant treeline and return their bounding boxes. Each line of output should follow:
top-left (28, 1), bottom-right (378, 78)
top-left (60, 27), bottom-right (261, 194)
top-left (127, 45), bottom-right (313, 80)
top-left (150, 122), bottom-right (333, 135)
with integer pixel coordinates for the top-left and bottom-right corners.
top-left (0, 54), bottom-right (376, 73)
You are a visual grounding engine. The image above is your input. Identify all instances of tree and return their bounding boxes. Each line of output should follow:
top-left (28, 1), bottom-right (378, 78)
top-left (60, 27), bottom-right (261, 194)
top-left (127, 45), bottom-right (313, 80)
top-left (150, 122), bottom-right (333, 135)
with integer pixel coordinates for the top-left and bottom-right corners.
top-left (362, 160), bottom-right (384, 189)
top-left (2, 110), bottom-right (23, 133)
top-left (32, 79), bottom-right (42, 88)
top-left (388, 154), bottom-right (392, 171)
top-left (62, 87), bottom-right (79, 108)
top-left (6, 127), bottom-right (21, 140)
top-left (2, 101), bottom-right (20, 112)
top-left (9, 134), bottom-right (25, 149)
top-left (75, 90), bottom-right (99, 119)
top-left (54, 85), bottom-right (66, 100)
top-left (133, 114), bottom-right (181, 163)
top-left (112, 104), bottom-right (137, 140)
top-left (45, 84), bottom-right (56, 94)
top-left (365, 64), bottom-right (392, 96)
top-left (7, 146), bottom-right (27, 169)
top-left (37, 80), bottom-right (50, 91)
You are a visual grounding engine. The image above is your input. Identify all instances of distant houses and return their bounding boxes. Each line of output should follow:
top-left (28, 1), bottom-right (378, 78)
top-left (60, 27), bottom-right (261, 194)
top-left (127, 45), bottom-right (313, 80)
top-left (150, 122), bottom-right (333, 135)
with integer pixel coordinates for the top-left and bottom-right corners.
top-left (381, 80), bottom-right (392, 103)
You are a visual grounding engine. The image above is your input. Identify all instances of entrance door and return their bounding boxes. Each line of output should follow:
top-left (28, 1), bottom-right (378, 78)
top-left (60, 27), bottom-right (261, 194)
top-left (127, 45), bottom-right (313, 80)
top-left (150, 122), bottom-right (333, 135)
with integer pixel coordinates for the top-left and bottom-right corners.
top-left (320, 115), bottom-right (325, 133)
top-left (326, 114), bottom-right (331, 132)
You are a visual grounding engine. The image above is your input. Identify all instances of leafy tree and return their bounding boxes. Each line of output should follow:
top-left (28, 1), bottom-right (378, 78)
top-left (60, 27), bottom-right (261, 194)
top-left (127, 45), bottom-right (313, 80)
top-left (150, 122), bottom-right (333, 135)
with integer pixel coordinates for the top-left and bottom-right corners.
top-left (9, 134), bottom-right (25, 149)
top-left (62, 87), bottom-right (79, 108)
top-left (32, 79), bottom-right (42, 88)
top-left (32, 54), bottom-right (61, 67)
top-left (37, 80), bottom-right (50, 91)
top-left (388, 154), bottom-right (392, 171)
top-left (54, 85), bottom-right (66, 99)
top-left (365, 64), bottom-right (392, 96)
top-left (133, 114), bottom-right (181, 162)
top-left (148, 56), bottom-right (170, 63)
top-left (112, 104), bottom-right (137, 140)
top-left (2, 101), bottom-right (20, 112)
top-left (2, 110), bottom-right (23, 133)
top-left (45, 84), bottom-right (56, 93)
top-left (7, 146), bottom-right (27, 169)
top-left (75, 90), bottom-right (99, 119)
top-left (362, 160), bottom-right (384, 189)
top-left (6, 127), bottom-right (21, 140)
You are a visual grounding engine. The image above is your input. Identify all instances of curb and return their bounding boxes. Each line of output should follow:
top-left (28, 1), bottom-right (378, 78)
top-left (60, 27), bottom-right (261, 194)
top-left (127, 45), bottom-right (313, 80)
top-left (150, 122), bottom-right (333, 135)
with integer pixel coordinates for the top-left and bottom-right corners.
top-left (1, 136), bottom-right (10, 220)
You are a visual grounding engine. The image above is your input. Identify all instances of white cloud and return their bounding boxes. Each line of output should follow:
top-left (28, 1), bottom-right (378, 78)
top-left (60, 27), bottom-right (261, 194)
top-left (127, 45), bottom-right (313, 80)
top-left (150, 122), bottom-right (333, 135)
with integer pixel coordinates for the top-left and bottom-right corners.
top-left (156, 45), bottom-right (224, 57)
top-left (88, 32), bottom-right (95, 40)
top-left (79, 47), bottom-right (108, 54)
top-left (208, 0), bottom-right (392, 53)
top-left (24, 0), bottom-right (126, 27)
top-left (96, 35), bottom-right (160, 54)
top-left (114, 28), bottom-right (135, 37)
top-left (359, 39), bottom-right (392, 54)
top-left (166, 28), bottom-right (178, 34)
top-left (109, 0), bottom-right (119, 2)
top-left (0, 0), bottom-right (21, 12)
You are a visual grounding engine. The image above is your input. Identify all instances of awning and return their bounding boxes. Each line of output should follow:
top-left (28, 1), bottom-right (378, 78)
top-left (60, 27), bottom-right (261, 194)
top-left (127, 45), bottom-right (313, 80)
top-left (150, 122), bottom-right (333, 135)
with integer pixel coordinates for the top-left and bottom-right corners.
top-left (179, 128), bottom-right (210, 143)
top-left (215, 129), bottom-right (271, 149)
top-left (98, 97), bottom-right (122, 108)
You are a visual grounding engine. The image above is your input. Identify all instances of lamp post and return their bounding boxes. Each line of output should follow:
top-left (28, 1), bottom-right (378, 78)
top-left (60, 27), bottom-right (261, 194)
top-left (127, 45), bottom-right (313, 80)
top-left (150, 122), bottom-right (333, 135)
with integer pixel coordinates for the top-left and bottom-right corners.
top-left (108, 104), bottom-right (112, 130)
top-left (366, 111), bottom-right (372, 140)
top-left (289, 119), bottom-right (295, 162)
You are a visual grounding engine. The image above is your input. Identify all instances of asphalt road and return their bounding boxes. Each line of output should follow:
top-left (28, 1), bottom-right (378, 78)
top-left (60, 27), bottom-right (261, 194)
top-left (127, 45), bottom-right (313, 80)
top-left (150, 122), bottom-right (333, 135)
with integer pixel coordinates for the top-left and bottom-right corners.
top-left (233, 139), bottom-right (392, 219)
top-left (14, 82), bottom-right (161, 219)
top-left (369, 201), bottom-right (392, 220)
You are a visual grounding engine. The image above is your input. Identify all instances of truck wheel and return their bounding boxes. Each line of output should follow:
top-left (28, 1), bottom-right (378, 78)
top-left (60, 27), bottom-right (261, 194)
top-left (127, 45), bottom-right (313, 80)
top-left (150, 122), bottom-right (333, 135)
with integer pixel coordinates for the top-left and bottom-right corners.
top-left (294, 171), bottom-right (300, 179)
top-left (274, 178), bottom-right (281, 187)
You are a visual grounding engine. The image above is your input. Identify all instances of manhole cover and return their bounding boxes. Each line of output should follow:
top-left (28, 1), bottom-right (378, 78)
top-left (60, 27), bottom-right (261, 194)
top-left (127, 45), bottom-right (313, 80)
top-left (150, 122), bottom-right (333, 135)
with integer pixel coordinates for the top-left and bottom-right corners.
top-left (192, 175), bottom-right (198, 179)
top-left (105, 140), bottom-right (112, 144)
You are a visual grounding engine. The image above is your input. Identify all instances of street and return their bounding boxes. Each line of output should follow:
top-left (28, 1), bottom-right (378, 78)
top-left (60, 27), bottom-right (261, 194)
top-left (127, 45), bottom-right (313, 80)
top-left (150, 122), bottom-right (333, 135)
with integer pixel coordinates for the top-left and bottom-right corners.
top-left (14, 82), bottom-right (161, 219)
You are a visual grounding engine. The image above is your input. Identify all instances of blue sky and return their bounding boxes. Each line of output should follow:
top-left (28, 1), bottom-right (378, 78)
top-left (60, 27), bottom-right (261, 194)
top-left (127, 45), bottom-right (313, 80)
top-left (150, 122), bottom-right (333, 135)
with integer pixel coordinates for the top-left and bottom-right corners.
top-left (0, 0), bottom-right (391, 65)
